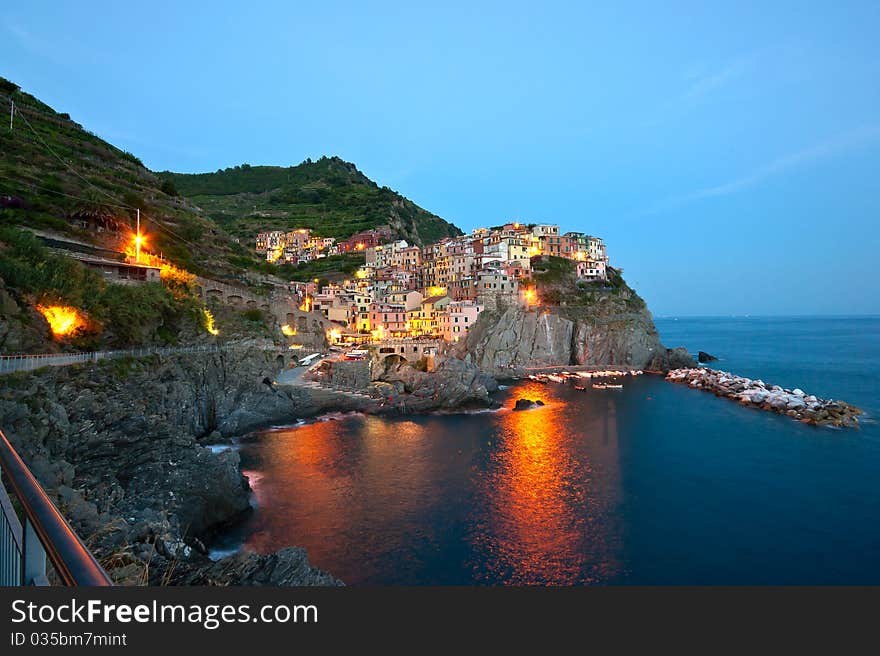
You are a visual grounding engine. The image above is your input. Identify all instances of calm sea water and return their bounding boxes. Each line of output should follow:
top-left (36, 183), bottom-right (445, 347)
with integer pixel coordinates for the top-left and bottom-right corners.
top-left (217, 316), bottom-right (880, 584)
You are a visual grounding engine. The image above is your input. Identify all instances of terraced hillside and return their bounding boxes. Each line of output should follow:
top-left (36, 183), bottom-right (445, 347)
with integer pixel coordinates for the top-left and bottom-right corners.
top-left (161, 157), bottom-right (462, 247)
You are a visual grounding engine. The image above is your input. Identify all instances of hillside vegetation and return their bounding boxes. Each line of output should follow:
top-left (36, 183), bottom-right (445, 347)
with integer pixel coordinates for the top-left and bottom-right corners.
top-left (531, 255), bottom-right (646, 311)
top-left (0, 225), bottom-right (205, 352)
top-left (160, 157), bottom-right (462, 246)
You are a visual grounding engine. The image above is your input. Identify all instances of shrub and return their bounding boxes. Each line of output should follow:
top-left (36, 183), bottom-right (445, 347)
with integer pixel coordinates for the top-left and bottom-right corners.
top-left (160, 179), bottom-right (179, 197)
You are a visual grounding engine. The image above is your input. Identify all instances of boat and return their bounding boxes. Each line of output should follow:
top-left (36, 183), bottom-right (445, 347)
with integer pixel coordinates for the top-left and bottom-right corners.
top-left (573, 385), bottom-right (586, 391)
top-left (605, 384), bottom-right (624, 389)
top-left (528, 374), bottom-right (547, 383)
top-left (592, 383), bottom-right (607, 389)
top-left (546, 374), bottom-right (564, 383)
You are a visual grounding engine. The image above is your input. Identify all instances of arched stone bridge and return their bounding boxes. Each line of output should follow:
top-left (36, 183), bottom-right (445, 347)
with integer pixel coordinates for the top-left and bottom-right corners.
top-left (373, 339), bottom-right (443, 362)
top-left (194, 276), bottom-right (336, 350)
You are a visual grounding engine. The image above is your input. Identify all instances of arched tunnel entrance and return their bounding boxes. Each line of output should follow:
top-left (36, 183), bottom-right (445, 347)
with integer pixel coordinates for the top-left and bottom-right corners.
top-left (383, 353), bottom-right (408, 371)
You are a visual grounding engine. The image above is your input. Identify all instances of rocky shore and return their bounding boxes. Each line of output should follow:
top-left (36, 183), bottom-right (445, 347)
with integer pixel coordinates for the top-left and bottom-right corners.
top-left (0, 345), bottom-right (349, 585)
top-left (311, 353), bottom-right (498, 413)
top-left (0, 344), bottom-right (499, 585)
top-left (666, 368), bottom-right (863, 428)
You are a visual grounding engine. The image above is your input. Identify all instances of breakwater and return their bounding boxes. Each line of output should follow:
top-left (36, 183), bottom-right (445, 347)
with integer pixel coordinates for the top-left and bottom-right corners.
top-left (665, 368), bottom-right (863, 428)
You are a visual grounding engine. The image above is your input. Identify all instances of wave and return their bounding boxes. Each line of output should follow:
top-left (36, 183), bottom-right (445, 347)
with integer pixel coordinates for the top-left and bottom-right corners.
top-left (206, 443), bottom-right (238, 454)
top-left (207, 545), bottom-right (243, 562)
top-left (317, 411), bottom-right (366, 422)
top-left (430, 406), bottom-right (507, 416)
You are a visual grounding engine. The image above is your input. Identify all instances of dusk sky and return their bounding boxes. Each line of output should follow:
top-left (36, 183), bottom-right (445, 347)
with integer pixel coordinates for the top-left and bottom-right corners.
top-left (2, 1), bottom-right (878, 315)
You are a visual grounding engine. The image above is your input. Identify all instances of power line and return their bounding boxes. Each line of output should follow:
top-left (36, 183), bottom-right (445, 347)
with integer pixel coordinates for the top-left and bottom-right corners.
top-left (5, 101), bottom-right (207, 252)
top-left (0, 177), bottom-right (131, 209)
top-left (0, 175), bottom-right (205, 253)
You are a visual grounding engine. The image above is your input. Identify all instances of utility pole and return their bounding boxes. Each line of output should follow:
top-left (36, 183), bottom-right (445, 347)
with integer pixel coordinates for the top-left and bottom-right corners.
top-left (136, 208), bottom-right (141, 263)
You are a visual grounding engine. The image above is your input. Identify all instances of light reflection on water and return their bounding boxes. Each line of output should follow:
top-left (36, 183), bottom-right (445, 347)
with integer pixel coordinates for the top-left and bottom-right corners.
top-left (469, 382), bottom-right (621, 584)
top-left (229, 379), bottom-right (631, 585)
top-left (220, 368), bottom-right (880, 585)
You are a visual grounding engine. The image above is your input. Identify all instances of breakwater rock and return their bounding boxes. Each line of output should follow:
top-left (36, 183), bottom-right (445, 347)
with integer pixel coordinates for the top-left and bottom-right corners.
top-left (665, 368), bottom-right (863, 428)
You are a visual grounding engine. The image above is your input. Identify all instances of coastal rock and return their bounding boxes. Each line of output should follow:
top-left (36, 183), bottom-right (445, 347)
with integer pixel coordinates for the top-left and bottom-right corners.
top-left (513, 398), bottom-right (544, 411)
top-left (698, 351), bottom-right (718, 362)
top-left (171, 547), bottom-right (342, 586)
top-left (368, 354), bottom-right (498, 412)
top-left (648, 347), bottom-right (697, 373)
top-left (461, 300), bottom-right (694, 377)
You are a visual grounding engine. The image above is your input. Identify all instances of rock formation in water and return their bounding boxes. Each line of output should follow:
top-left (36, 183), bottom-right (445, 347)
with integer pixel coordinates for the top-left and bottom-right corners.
top-left (316, 352), bottom-right (498, 413)
top-left (460, 266), bottom-right (695, 377)
top-left (698, 351), bottom-right (719, 362)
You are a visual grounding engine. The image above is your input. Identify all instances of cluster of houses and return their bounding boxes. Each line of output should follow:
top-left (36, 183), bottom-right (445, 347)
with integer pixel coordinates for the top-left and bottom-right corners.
top-left (278, 223), bottom-right (609, 346)
top-left (255, 227), bottom-right (392, 264)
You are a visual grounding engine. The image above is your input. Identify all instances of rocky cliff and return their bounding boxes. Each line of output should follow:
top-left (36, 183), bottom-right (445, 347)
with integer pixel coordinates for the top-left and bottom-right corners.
top-left (316, 353), bottom-right (498, 413)
top-left (0, 346), bottom-right (341, 585)
top-left (460, 264), bottom-right (694, 377)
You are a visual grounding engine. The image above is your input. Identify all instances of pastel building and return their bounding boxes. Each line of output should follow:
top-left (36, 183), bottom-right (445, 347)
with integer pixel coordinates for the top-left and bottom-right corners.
top-left (440, 301), bottom-right (484, 343)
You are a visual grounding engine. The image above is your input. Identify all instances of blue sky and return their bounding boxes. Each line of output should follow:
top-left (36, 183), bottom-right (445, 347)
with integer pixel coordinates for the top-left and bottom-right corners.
top-left (2, 1), bottom-right (879, 315)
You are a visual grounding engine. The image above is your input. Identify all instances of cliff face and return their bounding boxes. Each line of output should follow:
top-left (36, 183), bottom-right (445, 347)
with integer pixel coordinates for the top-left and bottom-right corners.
top-left (461, 266), bottom-right (694, 376)
top-left (461, 303), bottom-right (665, 376)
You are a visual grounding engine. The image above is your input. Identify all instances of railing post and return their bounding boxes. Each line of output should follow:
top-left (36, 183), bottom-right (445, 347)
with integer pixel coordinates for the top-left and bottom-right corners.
top-left (23, 518), bottom-right (48, 585)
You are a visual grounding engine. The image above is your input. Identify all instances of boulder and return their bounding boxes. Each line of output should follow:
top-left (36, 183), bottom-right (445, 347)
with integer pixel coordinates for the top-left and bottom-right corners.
top-left (513, 398), bottom-right (542, 411)
top-left (697, 351), bottom-right (718, 362)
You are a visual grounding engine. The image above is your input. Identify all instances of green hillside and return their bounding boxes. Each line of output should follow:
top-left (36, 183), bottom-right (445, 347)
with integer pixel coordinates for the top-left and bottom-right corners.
top-left (160, 157), bottom-right (462, 246)
top-left (0, 78), bottom-right (263, 278)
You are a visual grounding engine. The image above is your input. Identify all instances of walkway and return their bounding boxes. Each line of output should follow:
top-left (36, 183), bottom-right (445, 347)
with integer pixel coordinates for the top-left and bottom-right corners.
top-left (0, 342), bottom-right (280, 375)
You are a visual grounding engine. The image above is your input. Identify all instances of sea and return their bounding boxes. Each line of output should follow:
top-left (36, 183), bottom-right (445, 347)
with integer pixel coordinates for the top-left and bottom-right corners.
top-left (211, 316), bottom-right (880, 584)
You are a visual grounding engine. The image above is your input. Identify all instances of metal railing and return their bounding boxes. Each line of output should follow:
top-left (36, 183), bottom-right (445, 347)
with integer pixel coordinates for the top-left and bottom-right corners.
top-left (0, 429), bottom-right (112, 586)
top-left (0, 342), bottom-right (281, 375)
